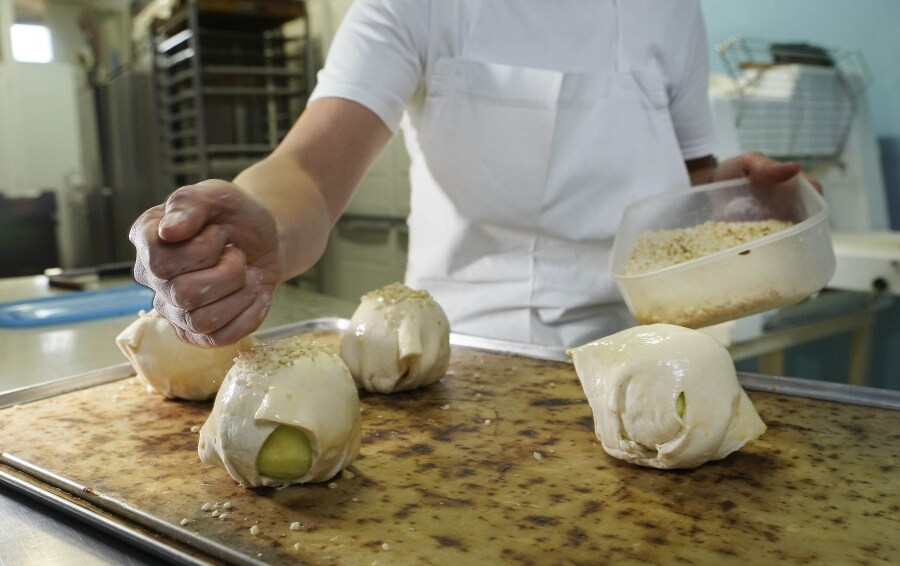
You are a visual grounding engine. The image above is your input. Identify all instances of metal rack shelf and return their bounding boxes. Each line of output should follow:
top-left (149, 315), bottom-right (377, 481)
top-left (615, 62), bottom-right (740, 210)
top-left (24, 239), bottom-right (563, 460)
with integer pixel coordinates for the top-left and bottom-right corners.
top-left (716, 36), bottom-right (872, 164)
top-left (151, 0), bottom-right (312, 187)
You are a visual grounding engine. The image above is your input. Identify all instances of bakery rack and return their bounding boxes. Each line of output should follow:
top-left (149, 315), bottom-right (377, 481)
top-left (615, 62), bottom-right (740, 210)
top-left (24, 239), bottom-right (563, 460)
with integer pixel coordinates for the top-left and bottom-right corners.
top-left (151, 0), bottom-right (312, 188)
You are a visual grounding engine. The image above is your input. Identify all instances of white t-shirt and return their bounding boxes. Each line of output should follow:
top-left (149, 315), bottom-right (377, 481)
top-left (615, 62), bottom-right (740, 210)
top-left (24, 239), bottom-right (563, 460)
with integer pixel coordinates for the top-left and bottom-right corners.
top-left (309, 0), bottom-right (717, 346)
top-left (310, 0), bottom-right (714, 159)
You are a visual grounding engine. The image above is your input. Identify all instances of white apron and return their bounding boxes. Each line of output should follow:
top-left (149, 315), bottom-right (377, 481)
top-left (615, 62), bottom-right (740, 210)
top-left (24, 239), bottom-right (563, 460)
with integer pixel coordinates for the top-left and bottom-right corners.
top-left (402, 0), bottom-right (690, 347)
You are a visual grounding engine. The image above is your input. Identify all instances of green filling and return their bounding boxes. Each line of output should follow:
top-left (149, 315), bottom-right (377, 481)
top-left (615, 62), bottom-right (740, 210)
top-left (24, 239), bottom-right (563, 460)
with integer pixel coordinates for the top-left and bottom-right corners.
top-left (256, 425), bottom-right (313, 479)
top-left (676, 392), bottom-right (686, 419)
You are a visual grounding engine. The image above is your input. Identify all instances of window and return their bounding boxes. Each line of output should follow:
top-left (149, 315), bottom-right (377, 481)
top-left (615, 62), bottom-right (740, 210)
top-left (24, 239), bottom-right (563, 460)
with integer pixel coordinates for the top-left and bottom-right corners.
top-left (10, 23), bottom-right (53, 63)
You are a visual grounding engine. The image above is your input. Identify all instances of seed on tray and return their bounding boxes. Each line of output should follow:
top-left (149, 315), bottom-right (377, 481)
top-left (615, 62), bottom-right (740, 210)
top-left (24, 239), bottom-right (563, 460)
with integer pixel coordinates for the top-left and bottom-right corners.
top-left (200, 503), bottom-right (212, 511)
top-left (223, 501), bottom-right (232, 509)
top-left (290, 522), bottom-right (301, 531)
top-left (180, 518), bottom-right (189, 526)
top-left (250, 525), bottom-right (261, 535)
top-left (533, 451), bottom-right (544, 461)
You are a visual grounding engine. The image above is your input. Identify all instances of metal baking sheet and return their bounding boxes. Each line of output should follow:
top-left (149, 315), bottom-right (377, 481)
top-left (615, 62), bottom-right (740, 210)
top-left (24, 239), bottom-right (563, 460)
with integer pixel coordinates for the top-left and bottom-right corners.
top-left (3, 316), bottom-right (897, 411)
top-left (0, 463), bottom-right (216, 566)
top-left (2, 317), bottom-right (899, 565)
top-left (281, 317), bottom-right (900, 411)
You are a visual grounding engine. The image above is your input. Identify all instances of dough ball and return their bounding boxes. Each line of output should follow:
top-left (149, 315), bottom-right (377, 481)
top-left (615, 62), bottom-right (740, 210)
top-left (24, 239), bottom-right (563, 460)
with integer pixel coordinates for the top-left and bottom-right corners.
top-left (198, 336), bottom-right (361, 487)
top-left (115, 310), bottom-right (255, 401)
top-left (567, 324), bottom-right (766, 469)
top-left (341, 282), bottom-right (451, 394)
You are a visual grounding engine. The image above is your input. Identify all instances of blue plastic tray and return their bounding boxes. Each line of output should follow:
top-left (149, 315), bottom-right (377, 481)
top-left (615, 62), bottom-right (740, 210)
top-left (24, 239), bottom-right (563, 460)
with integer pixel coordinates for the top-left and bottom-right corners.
top-left (0, 284), bottom-right (154, 328)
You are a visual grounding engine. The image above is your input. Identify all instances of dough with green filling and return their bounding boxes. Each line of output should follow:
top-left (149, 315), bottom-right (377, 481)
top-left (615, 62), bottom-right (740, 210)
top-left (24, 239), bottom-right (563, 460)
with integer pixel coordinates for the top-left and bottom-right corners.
top-left (115, 310), bottom-right (255, 401)
top-left (341, 282), bottom-right (451, 393)
top-left (567, 324), bottom-right (766, 469)
top-left (198, 336), bottom-right (361, 487)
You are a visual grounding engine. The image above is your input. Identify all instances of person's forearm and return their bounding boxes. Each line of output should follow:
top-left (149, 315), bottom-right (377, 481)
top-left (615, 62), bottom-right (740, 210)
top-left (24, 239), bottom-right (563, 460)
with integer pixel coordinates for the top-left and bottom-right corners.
top-left (231, 98), bottom-right (394, 283)
top-left (232, 154), bottom-right (334, 282)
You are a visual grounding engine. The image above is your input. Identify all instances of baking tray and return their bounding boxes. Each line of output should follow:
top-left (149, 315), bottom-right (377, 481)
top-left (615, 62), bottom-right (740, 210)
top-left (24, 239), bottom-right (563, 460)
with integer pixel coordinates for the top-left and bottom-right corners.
top-left (4, 317), bottom-right (898, 412)
top-left (2, 317), bottom-right (899, 565)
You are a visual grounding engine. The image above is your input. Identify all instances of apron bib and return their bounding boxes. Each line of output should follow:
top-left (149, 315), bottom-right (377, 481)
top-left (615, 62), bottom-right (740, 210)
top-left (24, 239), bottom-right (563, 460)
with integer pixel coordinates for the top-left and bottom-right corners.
top-left (403, 0), bottom-right (689, 346)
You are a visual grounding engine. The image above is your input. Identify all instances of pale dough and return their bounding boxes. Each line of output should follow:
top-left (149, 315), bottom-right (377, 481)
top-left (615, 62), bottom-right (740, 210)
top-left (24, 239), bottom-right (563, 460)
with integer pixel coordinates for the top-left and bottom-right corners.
top-left (341, 282), bottom-right (451, 394)
top-left (567, 323), bottom-right (766, 469)
top-left (198, 336), bottom-right (361, 487)
top-left (115, 310), bottom-right (255, 401)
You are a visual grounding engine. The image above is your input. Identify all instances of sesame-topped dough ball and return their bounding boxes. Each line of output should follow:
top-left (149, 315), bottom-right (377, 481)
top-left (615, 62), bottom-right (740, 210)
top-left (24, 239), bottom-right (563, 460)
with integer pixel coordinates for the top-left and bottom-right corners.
top-left (115, 310), bottom-right (255, 401)
top-left (341, 282), bottom-right (451, 394)
top-left (198, 336), bottom-right (361, 487)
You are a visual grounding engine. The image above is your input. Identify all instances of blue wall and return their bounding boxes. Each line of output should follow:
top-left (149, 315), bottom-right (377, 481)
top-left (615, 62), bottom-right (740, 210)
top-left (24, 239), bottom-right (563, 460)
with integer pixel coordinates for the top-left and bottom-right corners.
top-left (700, 0), bottom-right (900, 228)
top-left (700, 1), bottom-right (900, 390)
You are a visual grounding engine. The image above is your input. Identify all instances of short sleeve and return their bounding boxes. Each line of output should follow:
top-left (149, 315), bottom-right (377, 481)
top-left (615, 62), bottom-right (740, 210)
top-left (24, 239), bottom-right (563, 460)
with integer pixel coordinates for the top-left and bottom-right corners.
top-left (308, 0), bottom-right (429, 134)
top-left (668, 4), bottom-right (716, 160)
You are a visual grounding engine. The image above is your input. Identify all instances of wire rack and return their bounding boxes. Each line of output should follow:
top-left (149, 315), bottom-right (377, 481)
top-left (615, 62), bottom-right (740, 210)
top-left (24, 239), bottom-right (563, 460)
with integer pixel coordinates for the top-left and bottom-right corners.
top-left (716, 36), bottom-right (872, 164)
top-left (151, 0), bottom-right (313, 187)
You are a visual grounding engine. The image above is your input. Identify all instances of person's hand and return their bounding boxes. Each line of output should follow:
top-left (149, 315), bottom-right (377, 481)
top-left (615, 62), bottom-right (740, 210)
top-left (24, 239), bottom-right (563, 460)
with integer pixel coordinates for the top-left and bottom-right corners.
top-left (713, 151), bottom-right (823, 193)
top-left (708, 152), bottom-right (822, 223)
top-left (129, 180), bottom-right (284, 347)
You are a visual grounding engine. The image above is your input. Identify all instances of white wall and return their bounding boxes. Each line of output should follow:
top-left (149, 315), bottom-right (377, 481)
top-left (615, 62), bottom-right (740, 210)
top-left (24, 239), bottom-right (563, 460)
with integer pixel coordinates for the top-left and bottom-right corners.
top-left (1, 62), bottom-right (88, 267)
top-left (0, 0), bottom-right (99, 267)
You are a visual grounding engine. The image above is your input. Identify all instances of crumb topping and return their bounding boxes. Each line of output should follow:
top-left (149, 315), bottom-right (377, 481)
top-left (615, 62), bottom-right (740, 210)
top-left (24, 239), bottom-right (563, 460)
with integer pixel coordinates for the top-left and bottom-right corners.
top-left (234, 336), bottom-right (339, 374)
top-left (626, 219), bottom-right (794, 275)
top-left (361, 282), bottom-right (434, 306)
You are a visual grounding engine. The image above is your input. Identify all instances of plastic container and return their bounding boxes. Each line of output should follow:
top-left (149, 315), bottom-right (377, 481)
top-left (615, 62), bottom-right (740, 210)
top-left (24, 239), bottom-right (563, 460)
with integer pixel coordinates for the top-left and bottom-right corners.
top-left (610, 176), bottom-right (835, 329)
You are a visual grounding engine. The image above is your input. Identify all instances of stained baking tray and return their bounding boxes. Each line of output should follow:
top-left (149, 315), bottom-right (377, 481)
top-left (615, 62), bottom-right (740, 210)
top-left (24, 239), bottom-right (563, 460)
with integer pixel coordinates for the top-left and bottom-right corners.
top-left (1, 317), bottom-right (899, 565)
top-left (2, 317), bottom-right (896, 411)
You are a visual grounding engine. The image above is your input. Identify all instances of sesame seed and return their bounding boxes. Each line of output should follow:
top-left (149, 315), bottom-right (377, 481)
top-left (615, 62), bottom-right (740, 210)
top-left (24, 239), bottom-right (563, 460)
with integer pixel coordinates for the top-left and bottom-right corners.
top-left (533, 451), bottom-right (544, 461)
top-left (440, 404), bottom-right (449, 411)
top-left (201, 503), bottom-right (212, 511)
top-left (382, 543), bottom-right (390, 551)
top-left (250, 525), bottom-right (261, 535)
top-left (223, 501), bottom-right (232, 509)
top-left (190, 425), bottom-right (200, 433)
top-left (211, 510), bottom-right (220, 517)
top-left (290, 522), bottom-right (301, 531)
top-left (180, 518), bottom-right (189, 526)
top-left (327, 482), bottom-right (337, 489)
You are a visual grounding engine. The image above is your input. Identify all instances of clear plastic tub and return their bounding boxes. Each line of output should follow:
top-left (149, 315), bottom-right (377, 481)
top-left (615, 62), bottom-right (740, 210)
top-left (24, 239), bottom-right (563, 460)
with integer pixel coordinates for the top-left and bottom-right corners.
top-left (610, 176), bottom-right (835, 329)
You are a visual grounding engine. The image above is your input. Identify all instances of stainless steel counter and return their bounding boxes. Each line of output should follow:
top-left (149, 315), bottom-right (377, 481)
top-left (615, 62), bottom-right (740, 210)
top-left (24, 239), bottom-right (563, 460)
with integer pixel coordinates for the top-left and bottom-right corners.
top-left (0, 275), bottom-right (356, 565)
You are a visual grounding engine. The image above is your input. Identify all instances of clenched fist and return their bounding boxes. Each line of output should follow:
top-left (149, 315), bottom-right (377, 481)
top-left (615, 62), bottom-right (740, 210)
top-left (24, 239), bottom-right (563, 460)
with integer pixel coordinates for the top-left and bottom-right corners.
top-left (129, 180), bottom-right (284, 347)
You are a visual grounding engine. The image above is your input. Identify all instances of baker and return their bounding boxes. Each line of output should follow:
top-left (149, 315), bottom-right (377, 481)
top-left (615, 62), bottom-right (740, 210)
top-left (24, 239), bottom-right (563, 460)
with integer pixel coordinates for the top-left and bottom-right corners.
top-left (130, 0), bottom-right (809, 348)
